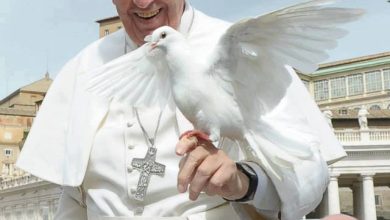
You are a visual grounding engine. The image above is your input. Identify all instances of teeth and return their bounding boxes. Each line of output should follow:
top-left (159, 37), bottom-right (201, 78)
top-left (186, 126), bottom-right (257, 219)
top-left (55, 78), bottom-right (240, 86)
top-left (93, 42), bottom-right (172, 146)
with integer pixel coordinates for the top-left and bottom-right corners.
top-left (136, 9), bottom-right (160, 18)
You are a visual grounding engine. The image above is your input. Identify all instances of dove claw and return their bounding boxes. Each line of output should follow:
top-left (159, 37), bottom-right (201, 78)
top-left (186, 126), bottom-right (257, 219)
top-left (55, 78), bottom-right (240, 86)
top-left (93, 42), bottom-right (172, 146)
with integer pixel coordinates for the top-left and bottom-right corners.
top-left (179, 130), bottom-right (210, 142)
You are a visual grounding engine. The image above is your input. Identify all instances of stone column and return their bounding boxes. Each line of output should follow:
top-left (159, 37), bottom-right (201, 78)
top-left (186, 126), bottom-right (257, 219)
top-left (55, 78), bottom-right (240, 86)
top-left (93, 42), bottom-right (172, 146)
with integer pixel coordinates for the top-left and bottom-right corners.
top-left (327, 173), bottom-right (341, 214)
top-left (34, 203), bottom-right (41, 220)
top-left (361, 173), bottom-right (377, 220)
top-left (40, 201), bottom-right (50, 220)
top-left (352, 181), bottom-right (363, 219)
top-left (21, 203), bottom-right (28, 220)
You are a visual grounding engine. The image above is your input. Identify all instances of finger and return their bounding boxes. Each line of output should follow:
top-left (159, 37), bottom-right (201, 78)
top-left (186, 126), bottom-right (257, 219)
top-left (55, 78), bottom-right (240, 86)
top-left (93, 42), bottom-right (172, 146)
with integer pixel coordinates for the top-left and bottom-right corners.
top-left (177, 146), bottom-right (209, 193)
top-left (203, 187), bottom-right (217, 197)
top-left (178, 156), bottom-right (186, 169)
top-left (188, 156), bottom-right (222, 200)
top-left (176, 136), bottom-right (198, 156)
top-left (183, 130), bottom-right (211, 142)
top-left (208, 161), bottom-right (237, 198)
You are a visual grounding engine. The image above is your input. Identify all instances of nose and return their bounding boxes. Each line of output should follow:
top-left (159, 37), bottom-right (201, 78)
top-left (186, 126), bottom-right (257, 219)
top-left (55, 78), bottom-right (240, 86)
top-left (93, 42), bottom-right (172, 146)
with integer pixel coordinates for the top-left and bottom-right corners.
top-left (133, 0), bottom-right (154, 9)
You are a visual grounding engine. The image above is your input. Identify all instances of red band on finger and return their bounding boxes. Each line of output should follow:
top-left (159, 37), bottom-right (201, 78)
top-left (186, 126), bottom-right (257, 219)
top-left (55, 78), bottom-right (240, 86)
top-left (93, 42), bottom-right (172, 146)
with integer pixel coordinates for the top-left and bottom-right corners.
top-left (179, 130), bottom-right (210, 142)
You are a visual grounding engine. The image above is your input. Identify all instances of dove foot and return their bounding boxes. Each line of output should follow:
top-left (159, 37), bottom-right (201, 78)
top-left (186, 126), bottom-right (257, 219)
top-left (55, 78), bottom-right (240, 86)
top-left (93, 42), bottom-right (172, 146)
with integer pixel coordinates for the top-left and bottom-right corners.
top-left (179, 130), bottom-right (210, 143)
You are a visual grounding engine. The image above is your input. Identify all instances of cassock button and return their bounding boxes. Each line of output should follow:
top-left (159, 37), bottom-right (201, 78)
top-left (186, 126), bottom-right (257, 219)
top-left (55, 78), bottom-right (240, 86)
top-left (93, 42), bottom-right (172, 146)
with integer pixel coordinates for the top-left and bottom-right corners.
top-left (127, 166), bottom-right (133, 173)
top-left (128, 144), bottom-right (135, 150)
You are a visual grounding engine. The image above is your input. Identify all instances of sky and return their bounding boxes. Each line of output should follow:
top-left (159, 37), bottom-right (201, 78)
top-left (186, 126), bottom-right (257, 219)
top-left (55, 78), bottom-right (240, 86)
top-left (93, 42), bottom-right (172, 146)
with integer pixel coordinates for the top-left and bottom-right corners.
top-left (0, 0), bottom-right (390, 99)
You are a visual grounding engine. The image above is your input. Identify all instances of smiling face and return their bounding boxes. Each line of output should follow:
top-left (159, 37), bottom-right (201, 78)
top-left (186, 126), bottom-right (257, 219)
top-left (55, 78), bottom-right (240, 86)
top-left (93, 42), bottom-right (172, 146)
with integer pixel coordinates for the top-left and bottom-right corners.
top-left (112, 0), bottom-right (185, 46)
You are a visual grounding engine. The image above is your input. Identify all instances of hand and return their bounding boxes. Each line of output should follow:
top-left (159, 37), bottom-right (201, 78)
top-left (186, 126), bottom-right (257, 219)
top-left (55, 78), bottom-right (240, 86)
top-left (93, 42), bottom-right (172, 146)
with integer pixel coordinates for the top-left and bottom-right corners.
top-left (176, 135), bottom-right (249, 201)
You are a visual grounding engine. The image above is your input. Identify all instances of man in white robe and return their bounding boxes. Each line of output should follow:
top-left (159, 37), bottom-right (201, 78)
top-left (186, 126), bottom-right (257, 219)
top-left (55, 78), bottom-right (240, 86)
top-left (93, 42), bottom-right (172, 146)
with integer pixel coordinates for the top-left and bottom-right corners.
top-left (16, 0), bottom-right (346, 219)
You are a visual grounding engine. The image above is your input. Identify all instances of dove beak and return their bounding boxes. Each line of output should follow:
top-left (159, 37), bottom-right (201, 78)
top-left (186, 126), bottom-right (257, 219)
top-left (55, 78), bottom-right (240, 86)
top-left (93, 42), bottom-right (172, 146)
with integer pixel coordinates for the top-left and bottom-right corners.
top-left (150, 41), bottom-right (158, 51)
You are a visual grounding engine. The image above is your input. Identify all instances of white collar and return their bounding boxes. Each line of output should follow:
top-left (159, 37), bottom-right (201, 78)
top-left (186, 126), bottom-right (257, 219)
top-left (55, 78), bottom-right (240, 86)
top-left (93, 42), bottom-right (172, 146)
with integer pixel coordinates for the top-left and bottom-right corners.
top-left (125, 2), bottom-right (195, 52)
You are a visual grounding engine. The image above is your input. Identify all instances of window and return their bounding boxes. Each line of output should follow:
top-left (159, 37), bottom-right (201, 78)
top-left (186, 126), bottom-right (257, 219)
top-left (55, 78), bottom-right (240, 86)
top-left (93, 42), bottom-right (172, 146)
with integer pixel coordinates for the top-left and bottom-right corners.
top-left (370, 105), bottom-right (381, 110)
top-left (104, 29), bottom-right (110, 36)
top-left (330, 77), bottom-right (346, 98)
top-left (338, 108), bottom-right (348, 115)
top-left (314, 80), bottom-right (329, 101)
top-left (375, 195), bottom-right (382, 206)
top-left (384, 69), bottom-right (390, 90)
top-left (4, 149), bottom-right (12, 156)
top-left (347, 74), bottom-right (364, 96)
top-left (3, 163), bottom-right (11, 175)
top-left (365, 71), bottom-right (382, 93)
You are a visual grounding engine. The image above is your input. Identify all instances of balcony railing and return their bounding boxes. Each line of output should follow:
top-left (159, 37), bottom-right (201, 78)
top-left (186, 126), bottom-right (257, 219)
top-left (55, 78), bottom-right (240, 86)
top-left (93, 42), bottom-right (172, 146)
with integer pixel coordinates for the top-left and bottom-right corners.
top-left (0, 174), bottom-right (42, 191)
top-left (334, 130), bottom-right (361, 142)
top-left (334, 129), bottom-right (390, 144)
top-left (369, 130), bottom-right (390, 141)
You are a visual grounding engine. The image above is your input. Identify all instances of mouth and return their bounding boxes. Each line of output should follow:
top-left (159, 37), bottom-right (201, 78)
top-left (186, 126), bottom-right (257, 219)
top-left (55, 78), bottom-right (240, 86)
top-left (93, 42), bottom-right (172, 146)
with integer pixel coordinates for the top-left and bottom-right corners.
top-left (135, 9), bottom-right (161, 19)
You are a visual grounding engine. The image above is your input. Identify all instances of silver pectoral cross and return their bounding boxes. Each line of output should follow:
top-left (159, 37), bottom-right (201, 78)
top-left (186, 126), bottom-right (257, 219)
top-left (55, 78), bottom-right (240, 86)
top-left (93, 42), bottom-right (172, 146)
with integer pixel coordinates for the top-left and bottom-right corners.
top-left (131, 147), bottom-right (165, 201)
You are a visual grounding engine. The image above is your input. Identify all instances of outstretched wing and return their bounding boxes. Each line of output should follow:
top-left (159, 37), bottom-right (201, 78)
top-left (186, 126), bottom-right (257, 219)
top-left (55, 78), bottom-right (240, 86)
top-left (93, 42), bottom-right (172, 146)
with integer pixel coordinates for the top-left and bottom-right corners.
top-left (84, 44), bottom-right (171, 109)
top-left (210, 0), bottom-right (364, 123)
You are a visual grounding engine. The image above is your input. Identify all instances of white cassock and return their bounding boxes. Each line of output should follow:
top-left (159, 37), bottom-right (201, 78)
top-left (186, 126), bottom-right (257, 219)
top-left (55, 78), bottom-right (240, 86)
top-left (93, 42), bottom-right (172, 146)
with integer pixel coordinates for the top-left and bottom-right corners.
top-left (16, 3), bottom-right (346, 220)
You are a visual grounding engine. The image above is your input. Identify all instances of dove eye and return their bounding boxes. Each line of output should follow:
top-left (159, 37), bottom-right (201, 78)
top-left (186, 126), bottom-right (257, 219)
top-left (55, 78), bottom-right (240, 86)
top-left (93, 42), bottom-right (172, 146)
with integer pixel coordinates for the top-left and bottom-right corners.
top-left (160, 32), bottom-right (167, 39)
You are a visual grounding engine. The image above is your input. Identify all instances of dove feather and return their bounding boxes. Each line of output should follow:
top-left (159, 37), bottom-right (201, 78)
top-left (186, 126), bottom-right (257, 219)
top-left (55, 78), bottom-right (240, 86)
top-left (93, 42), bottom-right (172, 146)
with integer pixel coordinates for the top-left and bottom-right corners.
top-left (86, 44), bottom-right (172, 109)
top-left (202, 0), bottom-right (363, 179)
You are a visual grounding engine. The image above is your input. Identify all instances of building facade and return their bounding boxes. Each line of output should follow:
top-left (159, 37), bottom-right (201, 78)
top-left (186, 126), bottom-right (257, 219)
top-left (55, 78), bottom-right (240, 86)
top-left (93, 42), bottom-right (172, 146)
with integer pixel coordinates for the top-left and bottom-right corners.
top-left (0, 107), bottom-right (33, 182)
top-left (0, 74), bottom-right (59, 220)
top-left (0, 73), bottom-right (52, 111)
top-left (0, 175), bottom-right (61, 220)
top-left (305, 52), bottom-right (390, 220)
top-left (300, 52), bottom-right (390, 111)
top-left (96, 16), bottom-right (123, 38)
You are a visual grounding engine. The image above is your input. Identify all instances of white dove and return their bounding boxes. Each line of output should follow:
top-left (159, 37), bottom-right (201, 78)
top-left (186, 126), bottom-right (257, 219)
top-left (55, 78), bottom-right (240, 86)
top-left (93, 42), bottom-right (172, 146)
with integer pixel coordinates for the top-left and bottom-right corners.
top-left (86, 0), bottom-right (363, 180)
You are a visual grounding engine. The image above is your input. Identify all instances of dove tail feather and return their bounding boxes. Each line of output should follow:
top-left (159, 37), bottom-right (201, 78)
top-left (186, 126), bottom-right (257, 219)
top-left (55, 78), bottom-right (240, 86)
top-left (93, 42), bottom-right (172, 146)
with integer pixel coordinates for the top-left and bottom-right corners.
top-left (243, 121), bottom-right (316, 181)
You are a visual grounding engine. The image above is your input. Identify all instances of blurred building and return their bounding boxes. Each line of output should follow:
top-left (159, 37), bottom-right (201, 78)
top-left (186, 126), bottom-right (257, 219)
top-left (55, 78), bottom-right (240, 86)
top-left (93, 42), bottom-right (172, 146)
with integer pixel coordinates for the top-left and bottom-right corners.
top-left (0, 73), bottom-right (60, 220)
top-left (96, 16), bottom-right (122, 38)
top-left (304, 52), bottom-right (390, 220)
top-left (0, 73), bottom-right (52, 180)
top-left (300, 52), bottom-right (390, 110)
top-left (0, 72), bottom-right (52, 111)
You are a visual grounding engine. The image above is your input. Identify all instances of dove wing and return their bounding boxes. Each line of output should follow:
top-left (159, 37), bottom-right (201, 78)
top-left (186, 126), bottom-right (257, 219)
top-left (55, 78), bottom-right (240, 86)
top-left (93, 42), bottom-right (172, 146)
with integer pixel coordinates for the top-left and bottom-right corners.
top-left (210, 0), bottom-right (364, 123)
top-left (85, 44), bottom-right (171, 109)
